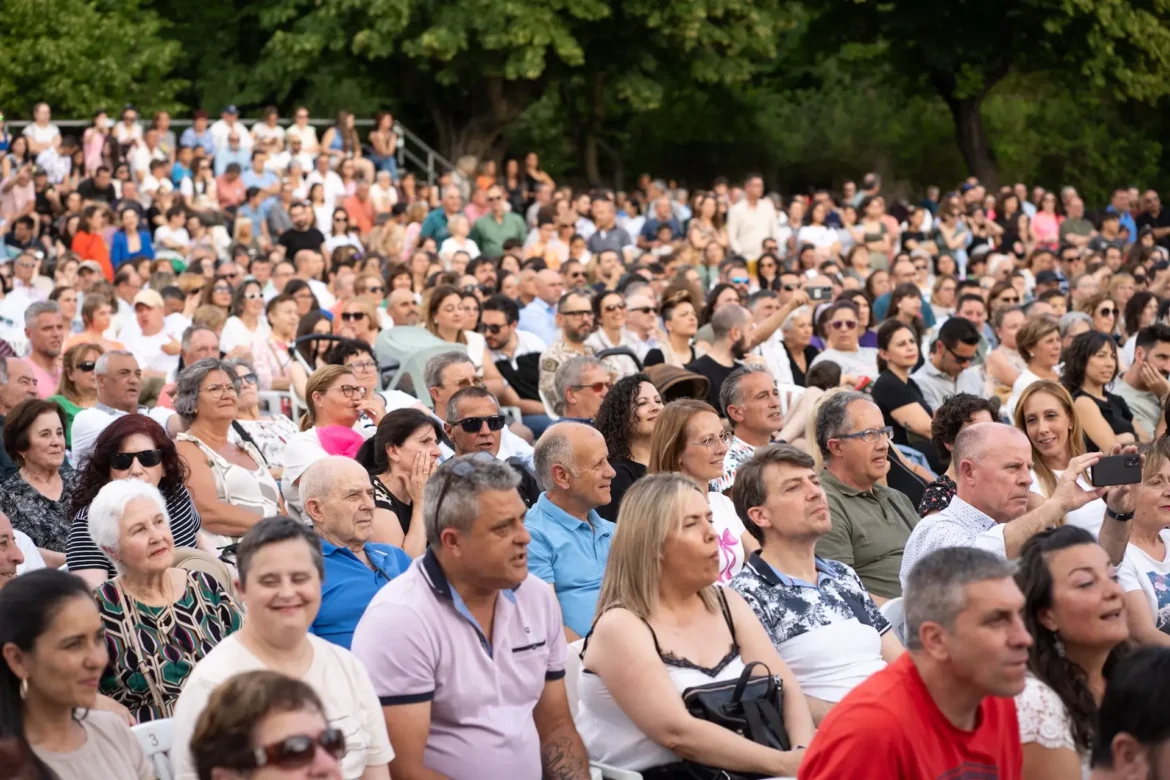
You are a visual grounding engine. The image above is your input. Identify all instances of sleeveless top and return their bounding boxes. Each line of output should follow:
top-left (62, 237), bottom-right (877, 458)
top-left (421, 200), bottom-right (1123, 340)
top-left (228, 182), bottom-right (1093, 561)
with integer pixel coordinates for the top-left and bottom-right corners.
top-left (1070, 387), bottom-right (1135, 451)
top-left (176, 433), bottom-right (281, 549)
top-left (576, 589), bottom-right (747, 771)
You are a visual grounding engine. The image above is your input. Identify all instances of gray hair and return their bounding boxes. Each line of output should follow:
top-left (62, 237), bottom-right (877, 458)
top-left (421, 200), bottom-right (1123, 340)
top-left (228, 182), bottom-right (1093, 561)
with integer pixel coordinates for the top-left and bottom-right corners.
top-left (1058, 310), bottom-right (1093, 337)
top-left (236, 516), bottom-right (324, 586)
top-left (445, 386), bottom-right (497, 424)
top-left (95, 349), bottom-right (134, 376)
top-left (554, 356), bottom-right (604, 415)
top-left (719, 364), bottom-right (773, 421)
top-left (423, 455), bottom-right (520, 546)
top-left (174, 357), bottom-right (240, 422)
top-left (181, 325), bottom-right (218, 353)
top-left (732, 444), bottom-right (817, 544)
top-left (711, 304), bottom-right (749, 343)
top-left (24, 300), bottom-right (60, 328)
top-left (781, 305), bottom-right (812, 334)
top-left (814, 390), bottom-right (871, 460)
top-left (533, 425), bottom-right (578, 490)
top-left (88, 480), bottom-right (170, 574)
top-left (903, 547), bottom-right (1017, 651)
top-left (424, 350), bottom-right (473, 391)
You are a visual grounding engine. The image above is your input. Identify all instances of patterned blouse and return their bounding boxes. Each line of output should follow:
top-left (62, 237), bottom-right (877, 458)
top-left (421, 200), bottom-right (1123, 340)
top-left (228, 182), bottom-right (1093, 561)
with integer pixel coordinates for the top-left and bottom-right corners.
top-left (918, 474), bottom-right (957, 517)
top-left (96, 570), bottom-right (242, 723)
top-left (0, 469), bottom-right (79, 551)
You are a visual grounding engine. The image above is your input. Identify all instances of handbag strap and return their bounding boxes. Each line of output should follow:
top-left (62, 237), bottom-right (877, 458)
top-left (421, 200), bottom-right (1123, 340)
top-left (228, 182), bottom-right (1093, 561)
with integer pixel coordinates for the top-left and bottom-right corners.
top-left (112, 578), bottom-right (170, 718)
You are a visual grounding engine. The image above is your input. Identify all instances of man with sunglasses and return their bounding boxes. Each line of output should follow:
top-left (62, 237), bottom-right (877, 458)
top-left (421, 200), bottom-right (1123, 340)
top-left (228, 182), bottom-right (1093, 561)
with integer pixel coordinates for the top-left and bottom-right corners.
top-left (553, 355), bottom-right (611, 423)
top-left (910, 316), bottom-right (982, 412)
top-left (470, 184), bottom-right (527, 258)
top-left (482, 295), bottom-right (548, 428)
top-left (623, 292), bottom-right (664, 361)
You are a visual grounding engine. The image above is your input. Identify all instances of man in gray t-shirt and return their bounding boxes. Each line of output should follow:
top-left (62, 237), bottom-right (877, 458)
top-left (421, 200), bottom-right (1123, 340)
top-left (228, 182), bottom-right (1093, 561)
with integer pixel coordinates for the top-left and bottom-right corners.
top-left (1114, 324), bottom-right (1170, 437)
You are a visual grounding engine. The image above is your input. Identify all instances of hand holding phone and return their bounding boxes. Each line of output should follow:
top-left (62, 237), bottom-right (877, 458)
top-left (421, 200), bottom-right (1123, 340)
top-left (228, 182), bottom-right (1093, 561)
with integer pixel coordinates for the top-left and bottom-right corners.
top-left (1091, 454), bottom-right (1142, 487)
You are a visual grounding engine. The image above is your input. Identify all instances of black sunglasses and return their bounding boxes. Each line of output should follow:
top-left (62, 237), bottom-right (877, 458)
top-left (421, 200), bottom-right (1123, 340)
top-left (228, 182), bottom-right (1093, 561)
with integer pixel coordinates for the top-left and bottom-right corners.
top-left (111, 449), bottom-right (163, 470)
top-left (239, 728), bottom-right (347, 771)
top-left (76, 360), bottom-right (96, 372)
top-left (341, 311), bottom-right (366, 321)
top-left (484, 323), bottom-right (506, 334)
top-left (453, 415), bottom-right (506, 433)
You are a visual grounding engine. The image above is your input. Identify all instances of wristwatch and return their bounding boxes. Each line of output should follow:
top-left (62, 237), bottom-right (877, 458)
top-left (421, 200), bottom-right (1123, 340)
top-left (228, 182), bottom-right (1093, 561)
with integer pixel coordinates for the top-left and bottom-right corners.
top-left (1106, 506), bottom-right (1135, 522)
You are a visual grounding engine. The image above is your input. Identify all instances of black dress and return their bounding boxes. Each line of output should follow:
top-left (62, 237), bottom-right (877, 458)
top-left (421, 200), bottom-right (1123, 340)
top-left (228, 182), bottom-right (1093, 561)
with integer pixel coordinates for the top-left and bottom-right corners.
top-left (871, 370), bottom-right (943, 473)
top-left (373, 476), bottom-right (413, 535)
top-left (783, 343), bottom-right (820, 387)
top-left (1072, 388), bottom-right (1136, 451)
top-left (598, 459), bottom-right (647, 523)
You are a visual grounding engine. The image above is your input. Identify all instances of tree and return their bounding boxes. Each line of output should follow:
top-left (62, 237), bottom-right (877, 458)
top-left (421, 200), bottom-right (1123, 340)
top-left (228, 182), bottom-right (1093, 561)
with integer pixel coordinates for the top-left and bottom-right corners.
top-left (808, 0), bottom-right (1170, 186)
top-left (0, 0), bottom-right (182, 118)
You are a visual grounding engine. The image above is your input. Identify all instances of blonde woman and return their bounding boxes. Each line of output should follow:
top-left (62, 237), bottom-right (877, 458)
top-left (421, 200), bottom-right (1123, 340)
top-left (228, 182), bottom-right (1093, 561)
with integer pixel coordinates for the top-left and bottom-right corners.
top-left (49, 342), bottom-right (103, 450)
top-left (576, 473), bottom-right (813, 776)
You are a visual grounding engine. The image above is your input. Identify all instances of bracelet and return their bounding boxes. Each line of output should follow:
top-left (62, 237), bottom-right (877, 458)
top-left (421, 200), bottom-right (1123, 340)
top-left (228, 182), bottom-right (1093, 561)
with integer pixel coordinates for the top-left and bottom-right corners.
top-left (1106, 506), bottom-right (1135, 522)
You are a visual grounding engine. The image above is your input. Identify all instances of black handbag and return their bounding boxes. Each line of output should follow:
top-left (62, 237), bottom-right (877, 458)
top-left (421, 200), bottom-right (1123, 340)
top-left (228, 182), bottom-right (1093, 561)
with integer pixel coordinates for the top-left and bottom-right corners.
top-left (643, 660), bottom-right (791, 780)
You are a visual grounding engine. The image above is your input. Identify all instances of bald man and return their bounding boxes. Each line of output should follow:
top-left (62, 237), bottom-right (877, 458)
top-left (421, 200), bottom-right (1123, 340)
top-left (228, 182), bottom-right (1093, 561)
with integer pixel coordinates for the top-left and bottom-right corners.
top-left (385, 288), bottom-right (419, 326)
top-left (518, 268), bottom-right (565, 345)
top-left (899, 423), bottom-right (1135, 587)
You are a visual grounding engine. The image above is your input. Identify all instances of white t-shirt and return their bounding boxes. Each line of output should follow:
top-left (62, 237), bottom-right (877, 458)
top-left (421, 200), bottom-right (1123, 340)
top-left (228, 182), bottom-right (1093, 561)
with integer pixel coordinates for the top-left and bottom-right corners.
top-left (251, 121), bottom-right (287, 147)
top-left (797, 224), bottom-right (839, 251)
top-left (122, 324), bottom-right (183, 376)
top-left (15, 530), bottom-right (45, 574)
top-left (709, 492), bottom-right (748, 584)
top-left (1118, 531), bottom-right (1170, 635)
top-left (220, 315), bottom-right (270, 356)
top-left (154, 224), bottom-right (190, 252)
top-left (170, 634), bottom-right (394, 780)
top-left (809, 347), bottom-right (880, 382)
top-left (22, 123), bottom-right (60, 147)
top-left (71, 405), bottom-right (176, 467)
top-left (285, 124), bottom-right (320, 152)
top-left (439, 236), bottom-right (481, 261)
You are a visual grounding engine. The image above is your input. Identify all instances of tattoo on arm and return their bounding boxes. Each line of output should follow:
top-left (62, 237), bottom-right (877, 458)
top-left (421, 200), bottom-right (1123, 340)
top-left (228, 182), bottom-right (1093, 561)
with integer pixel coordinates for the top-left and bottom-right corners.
top-left (541, 733), bottom-right (591, 780)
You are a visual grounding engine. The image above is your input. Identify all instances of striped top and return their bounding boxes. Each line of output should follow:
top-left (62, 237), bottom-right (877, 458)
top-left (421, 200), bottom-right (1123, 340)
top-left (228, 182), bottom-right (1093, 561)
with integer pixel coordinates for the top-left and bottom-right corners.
top-left (66, 484), bottom-right (202, 577)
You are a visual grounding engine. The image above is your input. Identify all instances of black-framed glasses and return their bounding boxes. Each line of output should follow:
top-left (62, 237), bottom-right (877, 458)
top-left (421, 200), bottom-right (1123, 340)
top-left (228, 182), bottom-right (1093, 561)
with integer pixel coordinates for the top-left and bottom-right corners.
top-left (364, 285), bottom-right (385, 294)
top-left (77, 360), bottom-right (96, 372)
top-left (603, 302), bottom-right (626, 313)
top-left (484, 323), bottom-right (506, 334)
top-left (347, 360), bottom-right (377, 372)
top-left (341, 311), bottom-right (366, 321)
top-left (1098, 307), bottom-right (1117, 317)
top-left (572, 381), bottom-right (613, 393)
top-left (560, 309), bottom-right (593, 318)
top-left (334, 384), bottom-right (368, 398)
top-left (240, 728), bottom-right (347, 771)
top-left (453, 414), bottom-right (506, 433)
top-left (111, 449), bottom-right (163, 470)
top-left (836, 426), bottom-right (894, 444)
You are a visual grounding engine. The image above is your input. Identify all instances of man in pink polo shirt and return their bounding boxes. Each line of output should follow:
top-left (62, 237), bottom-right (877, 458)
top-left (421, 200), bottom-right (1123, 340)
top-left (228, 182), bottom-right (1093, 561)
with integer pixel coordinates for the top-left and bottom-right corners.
top-left (23, 300), bottom-right (64, 399)
top-left (352, 454), bottom-right (591, 780)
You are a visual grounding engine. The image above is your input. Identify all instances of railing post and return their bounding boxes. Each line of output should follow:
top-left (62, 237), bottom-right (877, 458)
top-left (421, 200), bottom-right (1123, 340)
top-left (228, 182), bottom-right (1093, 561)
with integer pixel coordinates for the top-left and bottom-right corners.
top-left (427, 150), bottom-right (435, 186)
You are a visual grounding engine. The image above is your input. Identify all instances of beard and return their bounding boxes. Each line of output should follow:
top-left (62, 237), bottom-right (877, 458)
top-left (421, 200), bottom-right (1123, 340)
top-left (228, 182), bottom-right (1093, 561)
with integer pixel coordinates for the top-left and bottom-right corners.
top-left (731, 336), bottom-right (749, 360)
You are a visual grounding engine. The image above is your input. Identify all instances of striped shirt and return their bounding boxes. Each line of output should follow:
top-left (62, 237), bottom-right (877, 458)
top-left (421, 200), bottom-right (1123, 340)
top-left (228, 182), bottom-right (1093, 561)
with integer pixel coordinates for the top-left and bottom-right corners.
top-left (66, 484), bottom-right (201, 576)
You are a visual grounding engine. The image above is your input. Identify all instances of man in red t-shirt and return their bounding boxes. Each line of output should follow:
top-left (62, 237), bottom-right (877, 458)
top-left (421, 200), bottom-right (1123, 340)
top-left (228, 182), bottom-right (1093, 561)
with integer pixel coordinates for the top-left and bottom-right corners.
top-left (800, 546), bottom-right (1032, 780)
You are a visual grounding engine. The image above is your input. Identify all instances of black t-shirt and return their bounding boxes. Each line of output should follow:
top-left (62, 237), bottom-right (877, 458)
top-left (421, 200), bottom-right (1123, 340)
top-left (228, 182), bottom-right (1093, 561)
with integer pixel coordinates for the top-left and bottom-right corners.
top-left (494, 352), bottom-right (541, 401)
top-left (1137, 209), bottom-right (1170, 249)
top-left (279, 226), bottom-right (327, 256)
top-left (77, 178), bottom-right (116, 204)
top-left (597, 459), bottom-right (646, 523)
top-left (685, 355), bottom-right (741, 413)
top-left (871, 370), bottom-right (942, 472)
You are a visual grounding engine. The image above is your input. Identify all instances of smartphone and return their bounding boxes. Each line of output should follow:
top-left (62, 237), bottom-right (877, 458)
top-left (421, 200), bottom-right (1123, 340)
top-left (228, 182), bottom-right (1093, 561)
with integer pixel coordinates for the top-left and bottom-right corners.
top-left (1091, 454), bottom-right (1142, 487)
top-left (809, 285), bottom-right (832, 302)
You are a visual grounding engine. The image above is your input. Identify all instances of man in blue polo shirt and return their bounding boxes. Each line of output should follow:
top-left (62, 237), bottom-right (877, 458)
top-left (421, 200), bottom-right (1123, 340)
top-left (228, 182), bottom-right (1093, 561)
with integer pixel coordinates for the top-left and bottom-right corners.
top-left (526, 422), bottom-right (616, 640)
top-left (302, 456), bottom-right (411, 649)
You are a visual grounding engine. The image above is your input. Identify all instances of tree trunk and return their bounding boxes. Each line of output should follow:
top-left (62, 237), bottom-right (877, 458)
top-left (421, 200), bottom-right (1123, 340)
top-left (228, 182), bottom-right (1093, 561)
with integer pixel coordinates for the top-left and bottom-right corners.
top-left (945, 94), bottom-right (998, 187)
top-left (581, 74), bottom-right (606, 186)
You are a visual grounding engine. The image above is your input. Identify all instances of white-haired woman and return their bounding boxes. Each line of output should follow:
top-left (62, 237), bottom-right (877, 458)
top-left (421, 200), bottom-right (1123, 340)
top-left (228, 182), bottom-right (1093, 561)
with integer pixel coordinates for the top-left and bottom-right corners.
top-left (89, 480), bottom-right (242, 723)
top-left (781, 304), bottom-right (819, 387)
top-left (577, 473), bottom-right (814, 776)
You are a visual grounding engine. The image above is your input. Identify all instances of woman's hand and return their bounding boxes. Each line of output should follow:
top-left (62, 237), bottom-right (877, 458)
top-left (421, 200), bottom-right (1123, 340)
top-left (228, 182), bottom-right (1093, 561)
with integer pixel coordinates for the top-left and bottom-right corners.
top-left (357, 397), bottom-right (385, 426)
top-left (405, 452), bottom-right (437, 505)
top-left (1104, 444), bottom-right (1142, 516)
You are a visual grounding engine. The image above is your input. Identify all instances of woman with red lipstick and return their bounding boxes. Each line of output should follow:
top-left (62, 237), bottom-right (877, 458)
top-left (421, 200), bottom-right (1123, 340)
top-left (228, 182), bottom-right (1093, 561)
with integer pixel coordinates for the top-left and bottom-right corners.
top-left (1015, 526), bottom-right (1132, 779)
top-left (595, 373), bottom-right (664, 523)
top-left (0, 569), bottom-right (153, 778)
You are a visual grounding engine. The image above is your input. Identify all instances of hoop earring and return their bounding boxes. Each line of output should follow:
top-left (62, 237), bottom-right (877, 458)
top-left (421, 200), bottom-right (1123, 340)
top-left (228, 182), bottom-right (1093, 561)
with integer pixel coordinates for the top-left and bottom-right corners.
top-left (19, 678), bottom-right (28, 700)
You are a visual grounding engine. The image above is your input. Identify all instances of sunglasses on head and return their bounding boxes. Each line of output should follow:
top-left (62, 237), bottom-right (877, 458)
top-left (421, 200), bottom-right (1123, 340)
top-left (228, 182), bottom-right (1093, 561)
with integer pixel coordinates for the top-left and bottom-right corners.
top-left (111, 449), bottom-right (163, 470)
top-left (239, 728), bottom-right (347, 772)
top-left (77, 360), bottom-right (96, 372)
top-left (453, 414), bottom-right (506, 433)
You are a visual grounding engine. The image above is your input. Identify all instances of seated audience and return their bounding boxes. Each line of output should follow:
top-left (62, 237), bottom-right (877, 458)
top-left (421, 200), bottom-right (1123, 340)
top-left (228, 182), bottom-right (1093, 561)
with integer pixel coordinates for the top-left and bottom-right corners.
top-left (425, 351), bottom-right (534, 466)
top-left (325, 338), bottom-right (414, 436)
top-left (301, 456), bottom-right (411, 649)
top-left (226, 357), bottom-right (300, 477)
top-left (553, 355), bottom-right (611, 422)
top-left (49, 342), bottom-right (102, 450)
top-left (1005, 315), bottom-right (1062, 420)
top-left (808, 300), bottom-right (880, 382)
top-left (190, 670), bottom-right (348, 780)
top-left (872, 318), bottom-right (941, 472)
top-left (0, 357), bottom-right (41, 481)
top-left (685, 304), bottom-right (750, 411)
top-left (0, 399), bottom-right (76, 569)
top-left (1089, 647), bottom-right (1170, 779)
top-left (174, 358), bottom-right (281, 550)
top-left (1063, 329), bottom-right (1141, 448)
top-left (781, 305), bottom-right (819, 387)
top-left (65, 414), bottom-right (202, 586)
top-left (577, 472), bottom-right (813, 776)
top-left (594, 372), bottom-right (663, 522)
top-left (731, 444), bottom-right (903, 725)
top-left (527, 422), bottom-right (616, 639)
top-left (800, 547), bottom-right (1030, 778)
top-left (0, 569), bottom-right (155, 778)
top-left (444, 386), bottom-right (541, 503)
top-left (814, 391), bottom-right (920, 602)
top-left (1112, 324), bottom-right (1170, 437)
top-left (712, 365), bottom-right (782, 493)
top-left (71, 350), bottom-right (175, 466)
top-left (649, 399), bottom-right (757, 583)
top-left (1118, 439), bottom-right (1170, 646)
top-left (984, 305), bottom-right (1029, 404)
top-left (1015, 526), bottom-right (1129, 779)
top-left (170, 517), bottom-right (394, 780)
top-left (918, 393), bottom-right (996, 516)
top-left (0, 510), bottom-right (29, 581)
top-left (364, 408), bottom-right (442, 556)
top-left (89, 480), bottom-right (241, 722)
top-left (352, 455), bottom-right (591, 779)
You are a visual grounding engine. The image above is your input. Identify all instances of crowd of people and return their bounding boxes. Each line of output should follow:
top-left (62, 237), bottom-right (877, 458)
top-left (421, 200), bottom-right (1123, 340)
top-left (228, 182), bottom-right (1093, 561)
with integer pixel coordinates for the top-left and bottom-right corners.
top-left (3, 101), bottom-right (1170, 779)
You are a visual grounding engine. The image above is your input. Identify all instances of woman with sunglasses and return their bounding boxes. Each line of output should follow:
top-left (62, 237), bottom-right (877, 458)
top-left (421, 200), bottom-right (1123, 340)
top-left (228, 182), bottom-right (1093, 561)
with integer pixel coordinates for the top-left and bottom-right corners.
top-left (220, 279), bottom-right (270, 357)
top-left (324, 208), bottom-right (363, 258)
top-left (809, 299), bottom-right (880, 382)
top-left (337, 299), bottom-right (381, 348)
top-left (984, 305), bottom-right (1028, 404)
top-left (290, 310), bottom-right (332, 400)
top-left (596, 373), bottom-right (664, 523)
top-left (585, 290), bottom-right (640, 377)
top-left (200, 274), bottom-right (235, 317)
top-left (49, 342), bottom-right (102, 450)
top-left (192, 670), bottom-right (346, 780)
top-left (362, 408), bottom-right (442, 556)
top-left (66, 414), bottom-right (203, 587)
top-left (1063, 330), bottom-right (1143, 450)
top-left (87, 479), bottom-right (242, 723)
top-left (175, 359), bottom-right (282, 552)
top-left (1078, 292), bottom-right (1121, 341)
top-left (649, 399), bottom-right (758, 583)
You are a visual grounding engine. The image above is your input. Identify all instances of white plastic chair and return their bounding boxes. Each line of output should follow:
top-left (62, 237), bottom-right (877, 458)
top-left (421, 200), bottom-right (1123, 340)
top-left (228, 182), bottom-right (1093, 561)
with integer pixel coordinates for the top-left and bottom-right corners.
top-left (133, 718), bottom-right (175, 780)
top-left (879, 597), bottom-right (906, 646)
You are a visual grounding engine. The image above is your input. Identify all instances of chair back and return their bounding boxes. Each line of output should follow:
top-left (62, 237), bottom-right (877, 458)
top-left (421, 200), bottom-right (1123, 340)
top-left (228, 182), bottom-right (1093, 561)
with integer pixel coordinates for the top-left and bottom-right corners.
top-left (133, 717), bottom-right (175, 780)
top-left (879, 596), bottom-right (907, 646)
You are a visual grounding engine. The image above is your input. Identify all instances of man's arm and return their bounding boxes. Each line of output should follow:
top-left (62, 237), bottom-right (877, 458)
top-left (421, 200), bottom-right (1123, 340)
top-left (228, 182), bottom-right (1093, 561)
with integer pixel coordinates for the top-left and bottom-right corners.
top-left (1001, 453), bottom-right (1104, 558)
top-left (748, 289), bottom-right (811, 349)
top-left (533, 678), bottom-right (591, 780)
top-left (381, 702), bottom-right (447, 780)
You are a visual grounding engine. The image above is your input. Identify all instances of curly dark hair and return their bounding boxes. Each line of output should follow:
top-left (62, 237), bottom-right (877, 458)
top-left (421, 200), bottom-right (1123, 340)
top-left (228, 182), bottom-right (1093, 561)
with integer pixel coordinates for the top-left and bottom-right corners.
top-left (595, 373), bottom-right (652, 462)
top-left (1060, 330), bottom-right (1118, 395)
top-left (68, 414), bottom-right (188, 517)
top-left (1016, 526), bottom-right (1130, 753)
top-left (929, 393), bottom-right (997, 469)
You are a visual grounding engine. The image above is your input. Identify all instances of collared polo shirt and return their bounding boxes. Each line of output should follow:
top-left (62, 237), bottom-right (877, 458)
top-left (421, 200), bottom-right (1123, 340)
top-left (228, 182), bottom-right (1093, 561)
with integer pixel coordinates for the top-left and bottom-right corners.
top-left (351, 549), bottom-right (566, 780)
top-left (731, 552), bottom-right (890, 703)
top-left (525, 493), bottom-right (613, 636)
top-left (312, 539), bottom-right (411, 649)
top-left (899, 495), bottom-right (997, 590)
top-left (816, 468), bottom-right (920, 599)
top-left (471, 212), bottom-right (527, 257)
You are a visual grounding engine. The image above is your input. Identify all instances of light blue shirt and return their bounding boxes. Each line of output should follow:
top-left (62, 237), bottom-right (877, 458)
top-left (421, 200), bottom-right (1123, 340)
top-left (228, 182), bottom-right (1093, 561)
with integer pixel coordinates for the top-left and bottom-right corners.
top-left (1107, 205), bottom-right (1138, 245)
top-left (525, 493), bottom-right (613, 636)
top-left (214, 146), bottom-right (251, 177)
top-left (518, 299), bottom-right (559, 346)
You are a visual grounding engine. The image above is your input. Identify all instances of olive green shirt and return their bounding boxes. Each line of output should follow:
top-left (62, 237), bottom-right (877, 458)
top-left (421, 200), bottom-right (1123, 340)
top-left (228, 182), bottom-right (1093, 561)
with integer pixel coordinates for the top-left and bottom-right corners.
top-left (816, 467), bottom-right (920, 599)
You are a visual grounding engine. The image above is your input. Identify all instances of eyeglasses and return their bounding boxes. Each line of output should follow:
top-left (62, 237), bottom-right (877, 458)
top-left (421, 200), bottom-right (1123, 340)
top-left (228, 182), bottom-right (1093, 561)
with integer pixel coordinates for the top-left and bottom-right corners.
top-left (829, 320), bottom-right (858, 331)
top-left (450, 376), bottom-right (486, 390)
top-left (561, 310), bottom-right (593, 318)
top-left (111, 449), bottom-right (163, 470)
top-left (1098, 307), bottom-right (1117, 317)
top-left (628, 306), bottom-right (654, 314)
top-left (571, 381), bottom-right (614, 393)
top-left (347, 360), bottom-right (377, 372)
top-left (237, 372), bottom-right (258, 385)
top-left (213, 285), bottom-right (232, 294)
top-left (730, 276), bottom-right (750, 285)
top-left (203, 383), bottom-right (239, 398)
top-left (782, 284), bottom-right (798, 291)
top-left (603, 302), bottom-right (626, 313)
top-left (453, 414), bottom-right (506, 433)
top-left (487, 196), bottom-right (502, 202)
top-left (836, 426), bottom-right (895, 444)
top-left (243, 292), bottom-right (263, 300)
top-left (240, 728), bottom-right (347, 772)
top-left (334, 384), bottom-right (368, 398)
top-left (76, 360), bottom-right (96, 372)
top-left (689, 430), bottom-right (734, 453)
top-left (341, 311), bottom-right (366, 322)
top-left (363, 285), bottom-right (385, 294)
top-left (483, 323), bottom-right (506, 334)
top-left (334, 216), bottom-right (348, 222)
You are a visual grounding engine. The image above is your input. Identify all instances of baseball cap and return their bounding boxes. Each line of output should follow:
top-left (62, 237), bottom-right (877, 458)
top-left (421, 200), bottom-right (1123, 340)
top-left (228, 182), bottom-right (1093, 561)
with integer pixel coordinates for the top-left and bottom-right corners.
top-left (133, 289), bottom-right (164, 309)
top-left (224, 104), bottom-right (239, 115)
top-left (78, 260), bottom-right (104, 274)
top-left (1035, 270), bottom-right (1061, 285)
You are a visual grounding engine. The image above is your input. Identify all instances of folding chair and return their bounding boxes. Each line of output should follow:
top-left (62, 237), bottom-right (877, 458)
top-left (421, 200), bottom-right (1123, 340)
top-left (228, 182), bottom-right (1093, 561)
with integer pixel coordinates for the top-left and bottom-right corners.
top-left (132, 718), bottom-right (174, 780)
